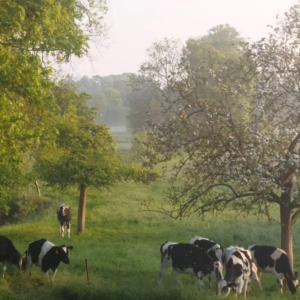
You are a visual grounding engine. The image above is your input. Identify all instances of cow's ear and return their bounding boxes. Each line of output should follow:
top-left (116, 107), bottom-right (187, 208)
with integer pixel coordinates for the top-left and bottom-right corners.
top-left (67, 246), bottom-right (73, 250)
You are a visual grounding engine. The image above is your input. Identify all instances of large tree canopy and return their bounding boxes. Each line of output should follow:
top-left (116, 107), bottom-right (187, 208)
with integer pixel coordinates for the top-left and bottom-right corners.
top-left (139, 13), bottom-right (300, 267)
top-left (0, 0), bottom-right (107, 207)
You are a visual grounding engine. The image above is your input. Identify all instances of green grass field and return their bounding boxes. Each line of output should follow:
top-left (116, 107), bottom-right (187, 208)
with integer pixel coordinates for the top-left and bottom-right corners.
top-left (0, 180), bottom-right (298, 300)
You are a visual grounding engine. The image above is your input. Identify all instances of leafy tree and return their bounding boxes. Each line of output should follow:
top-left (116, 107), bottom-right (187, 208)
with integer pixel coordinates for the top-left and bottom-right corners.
top-left (36, 83), bottom-right (120, 234)
top-left (0, 0), bottom-right (107, 214)
top-left (140, 18), bottom-right (300, 268)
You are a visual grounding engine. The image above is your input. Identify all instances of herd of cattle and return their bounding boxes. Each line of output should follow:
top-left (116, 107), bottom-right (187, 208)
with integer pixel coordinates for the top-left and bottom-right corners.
top-left (0, 204), bottom-right (72, 282)
top-left (0, 202), bottom-right (297, 298)
top-left (159, 237), bottom-right (299, 297)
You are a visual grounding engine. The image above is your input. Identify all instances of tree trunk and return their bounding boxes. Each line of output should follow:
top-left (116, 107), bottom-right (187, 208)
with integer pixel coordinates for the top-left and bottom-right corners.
top-left (35, 180), bottom-right (41, 197)
top-left (77, 184), bottom-right (88, 234)
top-left (280, 185), bottom-right (294, 271)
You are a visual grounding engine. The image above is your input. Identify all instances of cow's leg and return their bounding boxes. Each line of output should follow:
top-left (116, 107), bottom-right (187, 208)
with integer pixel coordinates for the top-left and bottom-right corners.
top-left (46, 270), bottom-right (51, 282)
top-left (277, 279), bottom-right (284, 294)
top-left (158, 256), bottom-right (169, 285)
top-left (236, 278), bottom-right (244, 296)
top-left (51, 269), bottom-right (58, 282)
top-left (243, 277), bottom-right (249, 299)
top-left (207, 273), bottom-right (212, 288)
top-left (196, 271), bottom-right (205, 289)
top-left (2, 264), bottom-right (6, 279)
top-left (67, 223), bottom-right (71, 239)
top-left (275, 273), bottom-right (285, 294)
top-left (173, 270), bottom-right (183, 287)
top-left (252, 271), bottom-right (262, 290)
top-left (27, 255), bottom-right (32, 276)
top-left (61, 225), bottom-right (65, 238)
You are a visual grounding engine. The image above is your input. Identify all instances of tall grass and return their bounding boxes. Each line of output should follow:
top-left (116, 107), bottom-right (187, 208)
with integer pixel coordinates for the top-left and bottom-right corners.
top-left (0, 180), bottom-right (298, 299)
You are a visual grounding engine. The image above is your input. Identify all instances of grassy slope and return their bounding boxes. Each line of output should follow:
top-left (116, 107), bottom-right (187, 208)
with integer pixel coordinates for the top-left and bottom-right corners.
top-left (0, 180), bottom-right (298, 300)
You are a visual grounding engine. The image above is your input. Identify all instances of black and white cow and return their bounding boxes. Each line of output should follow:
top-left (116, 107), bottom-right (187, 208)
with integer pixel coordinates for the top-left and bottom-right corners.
top-left (159, 241), bottom-right (214, 288)
top-left (0, 236), bottom-right (23, 277)
top-left (57, 204), bottom-right (71, 238)
top-left (26, 239), bottom-right (73, 282)
top-left (190, 236), bottom-right (224, 293)
top-left (222, 246), bottom-right (256, 298)
top-left (248, 245), bottom-right (298, 294)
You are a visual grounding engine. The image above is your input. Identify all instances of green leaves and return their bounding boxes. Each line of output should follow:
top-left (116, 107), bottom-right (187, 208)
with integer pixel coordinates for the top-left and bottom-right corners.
top-left (0, 0), bottom-right (107, 208)
top-left (139, 18), bottom-right (300, 219)
top-left (36, 83), bottom-right (120, 190)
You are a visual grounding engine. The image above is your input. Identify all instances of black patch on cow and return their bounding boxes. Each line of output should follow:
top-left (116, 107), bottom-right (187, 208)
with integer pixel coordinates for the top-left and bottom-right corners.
top-left (192, 239), bottom-right (221, 262)
top-left (249, 245), bottom-right (276, 269)
top-left (41, 246), bottom-right (69, 272)
top-left (275, 252), bottom-right (291, 275)
top-left (170, 243), bottom-right (213, 277)
top-left (225, 257), bottom-right (243, 285)
top-left (0, 236), bottom-right (21, 267)
top-left (193, 239), bottom-right (216, 250)
top-left (28, 239), bottom-right (47, 265)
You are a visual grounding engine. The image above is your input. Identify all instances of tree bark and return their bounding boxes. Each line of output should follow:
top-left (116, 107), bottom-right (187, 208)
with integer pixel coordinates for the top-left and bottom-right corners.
top-left (280, 185), bottom-right (294, 271)
top-left (35, 180), bottom-right (41, 197)
top-left (77, 184), bottom-right (88, 234)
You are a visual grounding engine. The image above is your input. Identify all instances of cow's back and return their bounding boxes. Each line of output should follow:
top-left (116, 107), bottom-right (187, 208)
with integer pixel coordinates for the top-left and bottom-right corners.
top-left (171, 243), bottom-right (212, 272)
top-left (248, 245), bottom-right (279, 269)
top-left (0, 236), bottom-right (20, 262)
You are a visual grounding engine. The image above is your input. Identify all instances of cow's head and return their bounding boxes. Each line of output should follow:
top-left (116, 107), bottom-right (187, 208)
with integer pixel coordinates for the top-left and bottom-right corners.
top-left (293, 271), bottom-right (299, 288)
top-left (10, 250), bottom-right (22, 269)
top-left (55, 245), bottom-right (73, 264)
top-left (207, 247), bottom-right (224, 281)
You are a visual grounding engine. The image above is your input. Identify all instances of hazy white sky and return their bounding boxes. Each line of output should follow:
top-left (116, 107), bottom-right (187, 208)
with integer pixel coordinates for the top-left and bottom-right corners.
top-left (59, 0), bottom-right (298, 78)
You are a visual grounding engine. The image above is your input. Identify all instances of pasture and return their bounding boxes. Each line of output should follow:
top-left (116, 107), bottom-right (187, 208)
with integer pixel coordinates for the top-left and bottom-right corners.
top-left (0, 180), bottom-right (298, 300)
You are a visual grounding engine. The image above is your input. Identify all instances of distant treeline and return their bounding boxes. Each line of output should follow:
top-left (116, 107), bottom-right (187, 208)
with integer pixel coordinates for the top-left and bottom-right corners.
top-left (75, 74), bottom-right (163, 133)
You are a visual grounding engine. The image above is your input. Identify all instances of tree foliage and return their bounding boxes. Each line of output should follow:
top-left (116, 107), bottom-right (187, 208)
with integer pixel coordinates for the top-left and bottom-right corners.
top-left (0, 0), bottom-right (107, 212)
top-left (36, 82), bottom-right (120, 188)
top-left (139, 17), bottom-right (300, 264)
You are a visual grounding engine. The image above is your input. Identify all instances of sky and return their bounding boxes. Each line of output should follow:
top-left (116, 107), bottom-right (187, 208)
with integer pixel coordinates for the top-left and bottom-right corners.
top-left (59, 0), bottom-right (298, 78)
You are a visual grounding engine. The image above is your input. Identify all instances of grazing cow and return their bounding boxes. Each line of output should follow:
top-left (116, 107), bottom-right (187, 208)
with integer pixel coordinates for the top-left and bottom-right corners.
top-left (57, 204), bottom-right (71, 238)
top-left (190, 236), bottom-right (224, 293)
top-left (0, 236), bottom-right (23, 278)
top-left (222, 246), bottom-right (254, 298)
top-left (26, 239), bottom-right (73, 282)
top-left (248, 245), bottom-right (298, 294)
top-left (159, 241), bottom-right (214, 288)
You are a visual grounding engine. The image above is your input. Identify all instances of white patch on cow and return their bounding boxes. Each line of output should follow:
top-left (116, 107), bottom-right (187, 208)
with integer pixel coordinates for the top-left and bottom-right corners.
top-left (271, 248), bottom-right (284, 261)
top-left (62, 246), bottom-right (67, 253)
top-left (190, 236), bottom-right (208, 244)
top-left (67, 224), bottom-right (71, 239)
top-left (38, 241), bottom-right (55, 266)
top-left (161, 241), bottom-right (177, 254)
top-left (214, 248), bottom-right (223, 262)
top-left (231, 255), bottom-right (243, 266)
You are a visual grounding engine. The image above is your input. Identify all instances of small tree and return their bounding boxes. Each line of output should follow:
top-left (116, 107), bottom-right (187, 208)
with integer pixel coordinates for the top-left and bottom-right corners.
top-left (36, 83), bottom-right (120, 234)
top-left (140, 17), bottom-right (300, 268)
